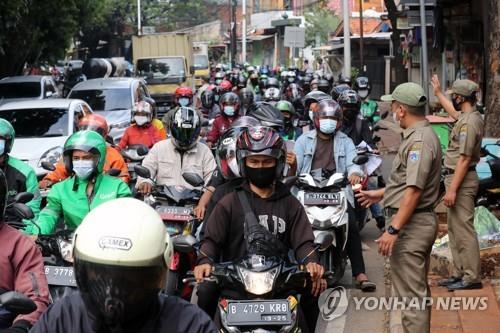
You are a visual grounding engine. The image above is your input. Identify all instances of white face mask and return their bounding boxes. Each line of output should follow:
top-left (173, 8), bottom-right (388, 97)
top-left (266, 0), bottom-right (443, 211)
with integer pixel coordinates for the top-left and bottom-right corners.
top-left (358, 90), bottom-right (369, 99)
top-left (309, 110), bottom-right (314, 121)
top-left (134, 116), bottom-right (149, 126)
top-left (392, 112), bottom-right (400, 127)
top-left (228, 158), bottom-right (240, 177)
top-left (179, 98), bottom-right (190, 107)
top-left (319, 119), bottom-right (337, 134)
top-left (0, 139), bottom-right (5, 155)
top-left (73, 160), bottom-right (94, 180)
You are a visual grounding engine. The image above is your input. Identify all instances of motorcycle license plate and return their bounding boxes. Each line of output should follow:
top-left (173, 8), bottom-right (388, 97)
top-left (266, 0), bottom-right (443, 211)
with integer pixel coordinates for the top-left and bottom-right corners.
top-left (226, 300), bottom-right (291, 326)
top-left (304, 192), bottom-right (340, 205)
top-left (44, 266), bottom-right (77, 287)
top-left (156, 206), bottom-right (192, 221)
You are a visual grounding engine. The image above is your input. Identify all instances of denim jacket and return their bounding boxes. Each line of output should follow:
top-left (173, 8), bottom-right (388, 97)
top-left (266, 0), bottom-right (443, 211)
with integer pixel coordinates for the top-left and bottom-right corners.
top-left (294, 129), bottom-right (363, 205)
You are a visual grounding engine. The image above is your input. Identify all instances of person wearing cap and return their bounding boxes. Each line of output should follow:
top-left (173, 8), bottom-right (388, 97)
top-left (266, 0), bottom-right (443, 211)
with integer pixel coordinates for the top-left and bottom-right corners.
top-left (431, 75), bottom-right (484, 291)
top-left (356, 82), bottom-right (442, 333)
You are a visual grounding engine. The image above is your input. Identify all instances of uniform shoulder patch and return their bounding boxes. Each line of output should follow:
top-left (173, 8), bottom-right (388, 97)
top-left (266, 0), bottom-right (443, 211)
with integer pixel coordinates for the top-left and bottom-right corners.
top-left (459, 125), bottom-right (467, 141)
top-left (408, 142), bottom-right (422, 163)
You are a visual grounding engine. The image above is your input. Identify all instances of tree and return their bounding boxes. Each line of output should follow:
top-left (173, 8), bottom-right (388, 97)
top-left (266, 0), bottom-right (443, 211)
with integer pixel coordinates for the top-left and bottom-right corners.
top-left (304, 2), bottom-right (340, 47)
top-left (0, 0), bottom-right (102, 77)
top-left (384, 0), bottom-right (408, 85)
top-left (484, 0), bottom-right (500, 137)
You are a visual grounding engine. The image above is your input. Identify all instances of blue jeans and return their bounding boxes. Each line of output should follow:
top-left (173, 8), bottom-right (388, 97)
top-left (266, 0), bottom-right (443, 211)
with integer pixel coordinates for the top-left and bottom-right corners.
top-left (368, 176), bottom-right (383, 219)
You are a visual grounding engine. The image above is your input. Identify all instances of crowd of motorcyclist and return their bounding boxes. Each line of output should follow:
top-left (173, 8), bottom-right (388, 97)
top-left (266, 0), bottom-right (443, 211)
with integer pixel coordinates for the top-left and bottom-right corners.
top-left (0, 61), bottom-right (429, 333)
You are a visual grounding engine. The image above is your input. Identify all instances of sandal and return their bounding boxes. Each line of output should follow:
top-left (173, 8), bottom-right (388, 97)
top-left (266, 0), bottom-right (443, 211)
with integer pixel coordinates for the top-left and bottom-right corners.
top-left (357, 280), bottom-right (377, 292)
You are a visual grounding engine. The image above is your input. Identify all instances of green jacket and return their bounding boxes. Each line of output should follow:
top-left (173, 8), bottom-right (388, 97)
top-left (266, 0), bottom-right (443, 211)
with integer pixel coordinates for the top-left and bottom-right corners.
top-left (4, 156), bottom-right (41, 223)
top-left (26, 174), bottom-right (131, 235)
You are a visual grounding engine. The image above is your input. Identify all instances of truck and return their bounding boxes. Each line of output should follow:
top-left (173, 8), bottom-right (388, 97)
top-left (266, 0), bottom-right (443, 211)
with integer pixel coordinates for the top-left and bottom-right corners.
top-left (193, 42), bottom-right (210, 87)
top-left (132, 33), bottom-right (194, 118)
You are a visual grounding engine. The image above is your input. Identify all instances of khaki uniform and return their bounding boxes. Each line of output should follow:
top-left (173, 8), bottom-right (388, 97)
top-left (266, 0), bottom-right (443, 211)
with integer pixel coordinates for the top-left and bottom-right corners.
top-left (384, 120), bottom-right (442, 333)
top-left (444, 109), bottom-right (484, 283)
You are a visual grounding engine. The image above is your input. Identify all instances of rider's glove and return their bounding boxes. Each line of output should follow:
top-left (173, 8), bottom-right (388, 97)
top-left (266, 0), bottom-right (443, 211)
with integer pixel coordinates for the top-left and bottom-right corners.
top-left (0, 320), bottom-right (31, 333)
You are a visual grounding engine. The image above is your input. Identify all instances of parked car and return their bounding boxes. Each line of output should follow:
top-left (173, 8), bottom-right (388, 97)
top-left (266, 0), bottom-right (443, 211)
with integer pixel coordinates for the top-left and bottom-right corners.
top-left (0, 76), bottom-right (59, 106)
top-left (0, 99), bottom-right (92, 177)
top-left (68, 78), bottom-right (151, 142)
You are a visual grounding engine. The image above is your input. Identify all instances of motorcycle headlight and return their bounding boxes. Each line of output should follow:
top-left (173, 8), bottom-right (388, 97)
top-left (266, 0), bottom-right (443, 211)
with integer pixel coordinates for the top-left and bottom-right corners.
top-left (238, 267), bottom-right (279, 295)
top-left (38, 146), bottom-right (63, 168)
top-left (57, 238), bottom-right (74, 263)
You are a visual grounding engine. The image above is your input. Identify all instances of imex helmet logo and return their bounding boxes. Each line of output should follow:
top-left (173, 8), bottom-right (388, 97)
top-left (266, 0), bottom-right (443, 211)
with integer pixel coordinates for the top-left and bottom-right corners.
top-left (318, 286), bottom-right (348, 321)
top-left (99, 236), bottom-right (132, 251)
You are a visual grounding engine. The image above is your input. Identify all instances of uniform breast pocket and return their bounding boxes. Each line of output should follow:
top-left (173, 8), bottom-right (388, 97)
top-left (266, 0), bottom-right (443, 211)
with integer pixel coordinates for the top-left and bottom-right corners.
top-left (389, 159), bottom-right (405, 183)
top-left (158, 160), bottom-right (175, 179)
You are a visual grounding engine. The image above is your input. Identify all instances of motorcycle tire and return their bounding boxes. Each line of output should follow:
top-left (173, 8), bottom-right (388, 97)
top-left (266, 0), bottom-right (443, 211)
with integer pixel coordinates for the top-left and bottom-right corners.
top-left (321, 246), bottom-right (346, 287)
top-left (165, 269), bottom-right (179, 296)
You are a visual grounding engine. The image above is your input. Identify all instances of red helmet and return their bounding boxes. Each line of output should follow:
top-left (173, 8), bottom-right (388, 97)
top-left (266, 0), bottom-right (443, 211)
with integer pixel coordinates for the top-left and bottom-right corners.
top-left (78, 114), bottom-right (109, 137)
top-left (175, 86), bottom-right (193, 98)
top-left (219, 80), bottom-right (233, 93)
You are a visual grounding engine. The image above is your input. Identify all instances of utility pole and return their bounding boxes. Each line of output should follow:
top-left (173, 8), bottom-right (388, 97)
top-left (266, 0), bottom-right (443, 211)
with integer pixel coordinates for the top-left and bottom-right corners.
top-left (137, 0), bottom-right (141, 35)
top-left (419, 0), bottom-right (429, 113)
top-left (229, 0), bottom-right (237, 67)
top-left (242, 0), bottom-right (247, 63)
top-left (359, 0), bottom-right (364, 73)
top-left (342, 0), bottom-right (351, 78)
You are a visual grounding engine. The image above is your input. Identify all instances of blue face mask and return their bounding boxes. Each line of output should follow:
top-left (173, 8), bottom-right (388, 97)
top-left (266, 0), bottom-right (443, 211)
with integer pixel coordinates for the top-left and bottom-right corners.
top-left (73, 160), bottom-right (95, 180)
top-left (179, 98), bottom-right (190, 107)
top-left (0, 140), bottom-right (5, 155)
top-left (319, 119), bottom-right (337, 135)
top-left (224, 106), bottom-right (235, 116)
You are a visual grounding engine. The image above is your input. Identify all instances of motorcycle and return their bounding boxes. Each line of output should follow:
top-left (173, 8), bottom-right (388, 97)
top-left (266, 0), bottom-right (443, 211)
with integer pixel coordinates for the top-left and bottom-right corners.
top-left (119, 144), bottom-right (149, 189)
top-left (184, 235), bottom-right (331, 333)
top-left (291, 155), bottom-right (369, 286)
top-left (477, 141), bottom-right (500, 208)
top-left (0, 292), bottom-right (36, 329)
top-left (134, 165), bottom-right (200, 298)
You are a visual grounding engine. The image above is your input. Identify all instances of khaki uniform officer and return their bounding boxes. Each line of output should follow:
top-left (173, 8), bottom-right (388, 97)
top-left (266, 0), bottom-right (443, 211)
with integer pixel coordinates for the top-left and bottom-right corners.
top-left (432, 76), bottom-right (484, 290)
top-left (356, 82), bottom-right (442, 333)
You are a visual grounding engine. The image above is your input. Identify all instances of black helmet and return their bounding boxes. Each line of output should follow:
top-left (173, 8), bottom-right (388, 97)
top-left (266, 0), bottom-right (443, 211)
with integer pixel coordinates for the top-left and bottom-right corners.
top-left (215, 128), bottom-right (240, 180)
top-left (317, 79), bottom-right (330, 94)
top-left (0, 169), bottom-right (7, 222)
top-left (246, 102), bottom-right (284, 130)
top-left (267, 77), bottom-right (280, 88)
top-left (239, 87), bottom-right (254, 107)
top-left (220, 92), bottom-right (240, 117)
top-left (354, 76), bottom-right (371, 99)
top-left (170, 107), bottom-right (201, 151)
top-left (338, 75), bottom-right (352, 86)
top-left (331, 84), bottom-right (351, 101)
top-left (237, 75), bottom-right (247, 89)
top-left (304, 90), bottom-right (331, 110)
top-left (236, 126), bottom-right (286, 179)
top-left (231, 115), bottom-right (261, 129)
top-left (338, 89), bottom-right (361, 109)
top-left (201, 89), bottom-right (215, 109)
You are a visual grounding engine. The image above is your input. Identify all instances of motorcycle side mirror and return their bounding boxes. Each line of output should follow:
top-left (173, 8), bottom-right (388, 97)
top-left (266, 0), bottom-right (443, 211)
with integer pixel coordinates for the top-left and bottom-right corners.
top-left (107, 168), bottom-right (121, 177)
top-left (480, 147), bottom-right (489, 157)
top-left (314, 232), bottom-right (334, 251)
top-left (12, 203), bottom-right (35, 220)
top-left (182, 172), bottom-right (204, 188)
top-left (14, 192), bottom-right (34, 204)
top-left (380, 111), bottom-right (389, 119)
top-left (134, 165), bottom-right (152, 179)
top-left (172, 235), bottom-right (197, 254)
top-left (41, 161), bottom-right (56, 171)
top-left (282, 176), bottom-right (298, 187)
top-left (372, 136), bottom-right (381, 143)
top-left (0, 292), bottom-right (37, 315)
top-left (136, 145), bottom-right (149, 157)
top-left (353, 155), bottom-right (369, 165)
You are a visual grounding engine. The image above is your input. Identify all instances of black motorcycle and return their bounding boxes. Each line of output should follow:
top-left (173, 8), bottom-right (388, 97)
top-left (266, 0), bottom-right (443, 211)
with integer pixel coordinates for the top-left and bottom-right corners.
top-left (135, 165), bottom-right (201, 298)
top-left (0, 292), bottom-right (36, 329)
top-left (477, 141), bottom-right (500, 208)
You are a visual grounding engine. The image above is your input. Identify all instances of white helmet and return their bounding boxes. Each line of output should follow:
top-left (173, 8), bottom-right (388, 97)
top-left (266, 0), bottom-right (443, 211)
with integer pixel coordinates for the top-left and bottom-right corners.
top-left (73, 198), bottom-right (172, 326)
top-left (73, 197), bottom-right (172, 267)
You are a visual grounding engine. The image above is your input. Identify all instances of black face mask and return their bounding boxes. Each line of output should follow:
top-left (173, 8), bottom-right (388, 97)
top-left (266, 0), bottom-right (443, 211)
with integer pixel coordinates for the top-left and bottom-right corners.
top-left (283, 117), bottom-right (292, 128)
top-left (245, 165), bottom-right (276, 188)
top-left (452, 97), bottom-right (462, 111)
top-left (344, 108), bottom-right (358, 122)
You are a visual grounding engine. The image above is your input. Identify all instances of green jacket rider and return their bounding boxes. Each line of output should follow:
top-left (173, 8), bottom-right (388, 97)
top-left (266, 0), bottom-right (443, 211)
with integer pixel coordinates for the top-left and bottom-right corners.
top-left (0, 119), bottom-right (41, 223)
top-left (25, 130), bottom-right (131, 235)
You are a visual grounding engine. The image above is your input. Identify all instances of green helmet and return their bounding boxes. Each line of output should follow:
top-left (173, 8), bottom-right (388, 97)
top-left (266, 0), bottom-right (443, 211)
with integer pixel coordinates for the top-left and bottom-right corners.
top-left (276, 100), bottom-right (295, 115)
top-left (63, 130), bottom-right (107, 175)
top-left (0, 119), bottom-right (15, 155)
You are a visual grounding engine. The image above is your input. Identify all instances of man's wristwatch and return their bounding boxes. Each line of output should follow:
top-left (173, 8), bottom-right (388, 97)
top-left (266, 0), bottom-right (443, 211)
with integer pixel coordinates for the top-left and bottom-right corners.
top-left (387, 225), bottom-right (400, 235)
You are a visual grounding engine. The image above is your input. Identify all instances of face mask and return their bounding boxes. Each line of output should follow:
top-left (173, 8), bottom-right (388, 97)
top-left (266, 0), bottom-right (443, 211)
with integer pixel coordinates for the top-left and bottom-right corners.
top-left (392, 112), bottom-right (401, 127)
top-left (358, 90), bottom-right (369, 99)
top-left (284, 117), bottom-right (292, 127)
top-left (0, 140), bottom-right (5, 155)
top-left (344, 109), bottom-right (357, 122)
top-left (245, 165), bottom-right (276, 188)
top-left (309, 110), bottom-right (314, 121)
top-left (452, 97), bottom-right (462, 111)
top-left (134, 116), bottom-right (148, 126)
top-left (228, 158), bottom-right (240, 177)
top-left (179, 98), bottom-right (190, 107)
top-left (73, 160), bottom-right (94, 180)
top-left (224, 106), bottom-right (235, 116)
top-left (288, 77), bottom-right (295, 83)
top-left (319, 119), bottom-right (337, 134)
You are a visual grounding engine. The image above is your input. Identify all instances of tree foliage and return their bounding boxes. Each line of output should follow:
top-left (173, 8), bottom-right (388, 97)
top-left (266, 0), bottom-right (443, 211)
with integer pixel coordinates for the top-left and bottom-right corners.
top-left (304, 2), bottom-right (340, 47)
